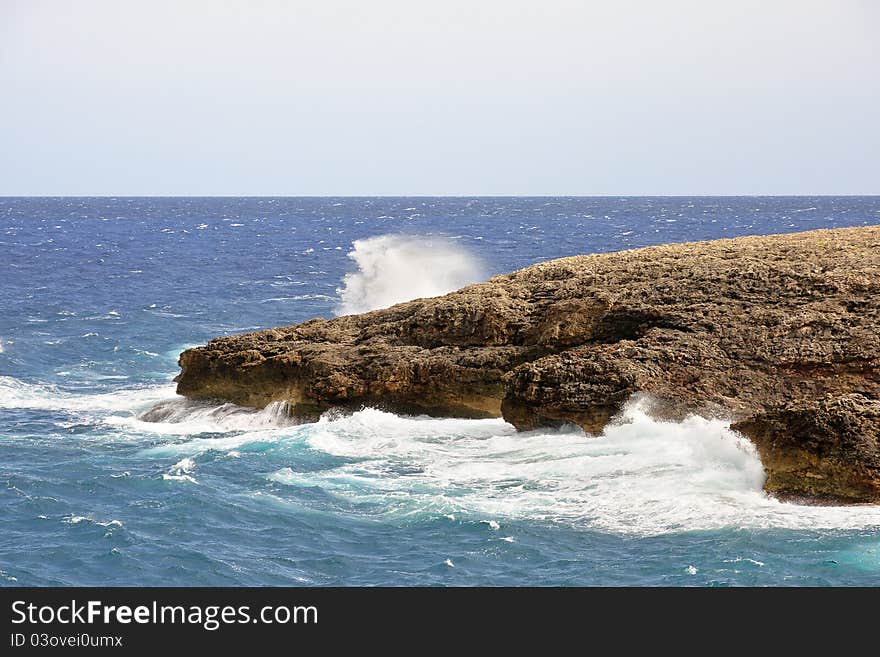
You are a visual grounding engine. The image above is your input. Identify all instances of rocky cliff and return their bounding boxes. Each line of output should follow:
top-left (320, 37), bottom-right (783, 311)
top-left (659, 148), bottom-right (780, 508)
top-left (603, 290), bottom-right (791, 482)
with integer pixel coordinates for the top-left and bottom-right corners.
top-left (172, 226), bottom-right (880, 503)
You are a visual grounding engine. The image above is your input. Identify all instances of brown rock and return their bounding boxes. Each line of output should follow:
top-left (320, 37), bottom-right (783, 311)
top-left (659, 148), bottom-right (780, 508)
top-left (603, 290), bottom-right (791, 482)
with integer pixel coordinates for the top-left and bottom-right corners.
top-left (733, 394), bottom-right (880, 503)
top-left (170, 225), bottom-right (880, 502)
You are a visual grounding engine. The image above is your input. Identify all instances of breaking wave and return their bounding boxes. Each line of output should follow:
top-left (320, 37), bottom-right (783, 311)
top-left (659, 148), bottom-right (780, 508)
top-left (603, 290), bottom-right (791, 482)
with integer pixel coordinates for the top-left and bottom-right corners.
top-left (335, 234), bottom-right (484, 315)
top-left (4, 371), bottom-right (880, 536)
top-left (126, 395), bottom-right (880, 536)
top-left (116, 398), bottom-right (299, 435)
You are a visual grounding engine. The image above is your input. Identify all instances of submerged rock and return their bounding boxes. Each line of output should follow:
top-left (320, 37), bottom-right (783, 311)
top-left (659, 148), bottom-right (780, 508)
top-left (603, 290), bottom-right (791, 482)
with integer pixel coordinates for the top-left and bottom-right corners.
top-left (173, 226), bottom-right (880, 503)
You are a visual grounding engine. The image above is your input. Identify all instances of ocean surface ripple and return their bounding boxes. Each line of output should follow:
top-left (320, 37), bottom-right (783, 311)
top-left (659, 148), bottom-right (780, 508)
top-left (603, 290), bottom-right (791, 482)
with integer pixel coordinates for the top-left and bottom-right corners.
top-left (2, 196), bottom-right (880, 586)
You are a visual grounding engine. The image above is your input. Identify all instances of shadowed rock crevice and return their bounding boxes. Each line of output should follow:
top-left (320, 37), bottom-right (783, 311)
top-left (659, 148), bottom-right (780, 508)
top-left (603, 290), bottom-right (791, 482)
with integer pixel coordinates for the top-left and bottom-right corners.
top-left (171, 226), bottom-right (880, 503)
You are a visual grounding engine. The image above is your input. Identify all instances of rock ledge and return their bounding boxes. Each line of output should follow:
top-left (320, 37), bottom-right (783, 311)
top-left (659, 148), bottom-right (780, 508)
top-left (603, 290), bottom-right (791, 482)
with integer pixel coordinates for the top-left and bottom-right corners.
top-left (173, 226), bottom-right (880, 503)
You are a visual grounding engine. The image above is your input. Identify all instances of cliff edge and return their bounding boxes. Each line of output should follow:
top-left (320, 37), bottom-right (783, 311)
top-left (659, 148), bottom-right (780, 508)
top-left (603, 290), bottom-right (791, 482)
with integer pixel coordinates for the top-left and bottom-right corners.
top-left (172, 226), bottom-right (880, 503)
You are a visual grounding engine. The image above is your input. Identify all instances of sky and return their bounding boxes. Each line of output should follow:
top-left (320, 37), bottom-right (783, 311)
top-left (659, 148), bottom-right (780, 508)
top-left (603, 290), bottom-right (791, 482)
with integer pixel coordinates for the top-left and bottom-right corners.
top-left (1, 0), bottom-right (878, 196)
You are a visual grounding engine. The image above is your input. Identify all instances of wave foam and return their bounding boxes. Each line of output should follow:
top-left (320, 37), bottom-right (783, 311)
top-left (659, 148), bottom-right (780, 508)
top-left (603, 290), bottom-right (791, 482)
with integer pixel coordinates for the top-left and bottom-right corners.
top-left (335, 234), bottom-right (483, 315)
top-left (0, 375), bottom-right (176, 413)
top-left (163, 457), bottom-right (198, 484)
top-left (266, 400), bottom-right (880, 535)
top-left (120, 398), bottom-right (298, 435)
top-left (15, 368), bottom-right (879, 536)
top-left (64, 515), bottom-right (124, 528)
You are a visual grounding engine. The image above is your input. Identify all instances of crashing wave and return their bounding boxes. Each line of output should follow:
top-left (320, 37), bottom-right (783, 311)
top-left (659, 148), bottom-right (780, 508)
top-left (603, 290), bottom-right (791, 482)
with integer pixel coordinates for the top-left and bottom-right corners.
top-left (138, 398), bottom-right (880, 535)
top-left (5, 370), bottom-right (880, 535)
top-left (335, 234), bottom-right (483, 315)
top-left (125, 398), bottom-right (298, 435)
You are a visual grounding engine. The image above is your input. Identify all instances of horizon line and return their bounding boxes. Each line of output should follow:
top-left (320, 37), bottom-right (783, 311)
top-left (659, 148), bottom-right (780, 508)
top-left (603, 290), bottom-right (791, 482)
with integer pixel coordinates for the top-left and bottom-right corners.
top-left (2, 194), bottom-right (879, 199)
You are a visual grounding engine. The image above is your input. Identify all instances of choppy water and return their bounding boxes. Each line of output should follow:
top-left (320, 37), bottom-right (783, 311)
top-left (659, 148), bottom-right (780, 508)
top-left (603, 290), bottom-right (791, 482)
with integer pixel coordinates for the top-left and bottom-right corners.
top-left (2, 196), bottom-right (880, 586)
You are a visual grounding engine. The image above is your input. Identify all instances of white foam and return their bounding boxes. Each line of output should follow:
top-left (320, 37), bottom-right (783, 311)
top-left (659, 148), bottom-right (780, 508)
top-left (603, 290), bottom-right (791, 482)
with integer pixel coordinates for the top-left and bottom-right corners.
top-left (20, 363), bottom-right (878, 536)
top-left (163, 457), bottom-right (198, 483)
top-left (267, 399), bottom-right (880, 536)
top-left (64, 515), bottom-right (123, 528)
top-left (335, 234), bottom-right (483, 315)
top-left (726, 557), bottom-right (765, 567)
top-left (142, 430), bottom-right (282, 456)
top-left (120, 398), bottom-right (297, 436)
top-left (0, 375), bottom-right (176, 413)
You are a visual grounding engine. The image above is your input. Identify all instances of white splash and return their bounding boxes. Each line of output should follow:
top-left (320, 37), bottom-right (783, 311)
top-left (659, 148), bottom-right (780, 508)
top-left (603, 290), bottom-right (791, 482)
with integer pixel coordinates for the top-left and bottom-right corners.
top-left (335, 234), bottom-right (483, 315)
top-left (120, 398), bottom-right (297, 436)
top-left (64, 515), bottom-right (123, 528)
top-left (18, 360), bottom-right (880, 538)
top-left (163, 457), bottom-right (198, 484)
top-left (265, 400), bottom-right (880, 536)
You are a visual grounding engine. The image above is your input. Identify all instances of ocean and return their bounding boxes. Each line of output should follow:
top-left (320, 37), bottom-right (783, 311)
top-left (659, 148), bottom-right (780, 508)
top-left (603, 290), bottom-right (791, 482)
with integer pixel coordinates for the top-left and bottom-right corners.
top-left (2, 196), bottom-right (880, 586)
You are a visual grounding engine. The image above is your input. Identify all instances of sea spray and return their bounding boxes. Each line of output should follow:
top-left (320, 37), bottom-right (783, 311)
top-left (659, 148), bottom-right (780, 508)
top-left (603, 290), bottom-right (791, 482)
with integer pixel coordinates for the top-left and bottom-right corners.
top-left (163, 456), bottom-right (198, 483)
top-left (266, 401), bottom-right (880, 535)
top-left (0, 375), bottom-right (175, 412)
top-left (103, 393), bottom-right (880, 536)
top-left (126, 398), bottom-right (297, 434)
top-left (5, 197), bottom-right (880, 586)
top-left (7, 368), bottom-right (880, 537)
top-left (335, 234), bottom-right (484, 315)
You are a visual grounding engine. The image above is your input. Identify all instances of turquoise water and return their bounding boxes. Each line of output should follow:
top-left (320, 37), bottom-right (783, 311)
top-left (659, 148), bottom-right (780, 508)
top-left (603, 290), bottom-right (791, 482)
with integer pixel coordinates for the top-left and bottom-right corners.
top-left (2, 196), bottom-right (880, 586)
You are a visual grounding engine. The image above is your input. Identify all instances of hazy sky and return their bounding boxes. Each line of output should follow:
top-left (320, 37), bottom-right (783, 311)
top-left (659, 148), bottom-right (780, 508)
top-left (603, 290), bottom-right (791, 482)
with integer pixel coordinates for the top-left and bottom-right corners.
top-left (1, 0), bottom-right (878, 195)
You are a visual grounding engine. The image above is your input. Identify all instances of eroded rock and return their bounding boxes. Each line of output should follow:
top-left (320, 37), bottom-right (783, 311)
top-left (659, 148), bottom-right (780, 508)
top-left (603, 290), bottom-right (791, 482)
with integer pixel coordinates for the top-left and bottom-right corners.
top-left (733, 394), bottom-right (880, 503)
top-left (172, 226), bottom-right (880, 502)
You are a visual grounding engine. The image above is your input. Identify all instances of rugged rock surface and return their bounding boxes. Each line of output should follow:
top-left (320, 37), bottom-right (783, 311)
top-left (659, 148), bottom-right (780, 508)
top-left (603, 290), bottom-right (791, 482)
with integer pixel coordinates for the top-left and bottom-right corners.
top-left (173, 226), bottom-right (880, 503)
top-left (733, 394), bottom-right (880, 503)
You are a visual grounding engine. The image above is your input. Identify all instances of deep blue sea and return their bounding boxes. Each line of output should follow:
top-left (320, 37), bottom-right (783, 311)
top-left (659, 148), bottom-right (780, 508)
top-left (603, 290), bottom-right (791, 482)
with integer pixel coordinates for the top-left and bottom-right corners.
top-left (2, 196), bottom-right (880, 586)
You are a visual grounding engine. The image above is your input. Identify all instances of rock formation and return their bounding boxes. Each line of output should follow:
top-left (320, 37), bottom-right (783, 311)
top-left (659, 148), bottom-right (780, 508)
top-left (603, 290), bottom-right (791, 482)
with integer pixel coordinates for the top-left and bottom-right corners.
top-left (732, 394), bottom-right (880, 503)
top-left (172, 226), bottom-right (880, 503)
